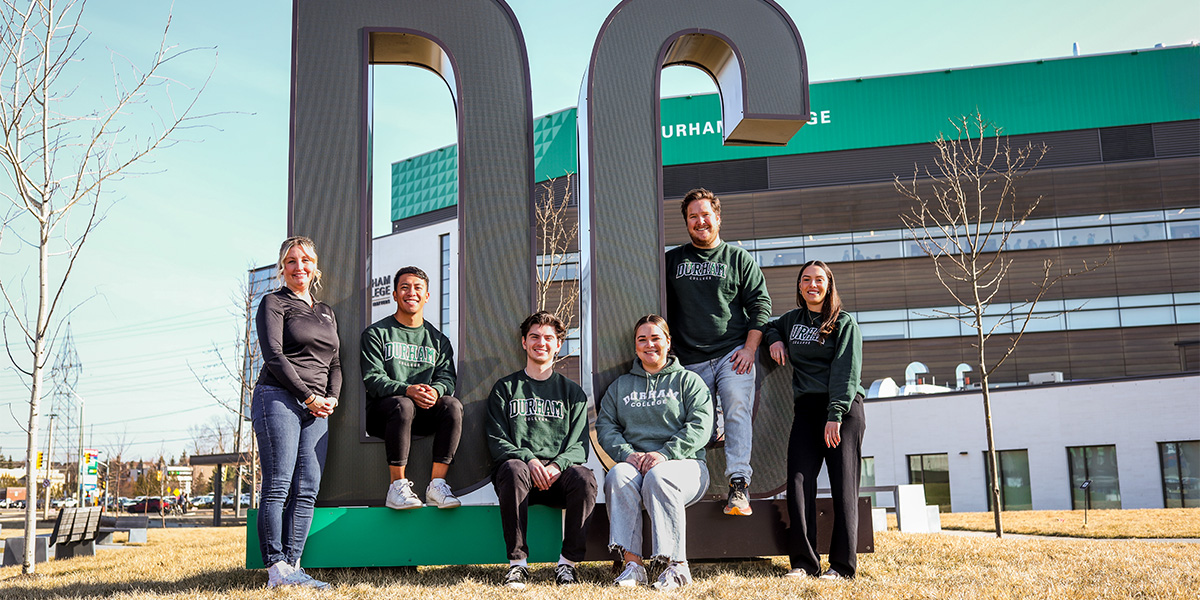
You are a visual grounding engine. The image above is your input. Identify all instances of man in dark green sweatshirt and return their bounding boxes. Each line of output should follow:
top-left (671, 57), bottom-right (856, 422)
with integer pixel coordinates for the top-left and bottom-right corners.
top-left (361, 266), bottom-right (462, 511)
top-left (486, 311), bottom-right (596, 589)
top-left (665, 188), bottom-right (772, 517)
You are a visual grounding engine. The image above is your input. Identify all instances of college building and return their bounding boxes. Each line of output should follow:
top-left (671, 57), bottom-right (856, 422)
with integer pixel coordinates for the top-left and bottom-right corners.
top-left (370, 45), bottom-right (1199, 512)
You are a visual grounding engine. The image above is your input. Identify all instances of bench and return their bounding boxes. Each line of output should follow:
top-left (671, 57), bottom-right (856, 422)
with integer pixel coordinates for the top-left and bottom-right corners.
top-left (98, 515), bottom-right (150, 545)
top-left (245, 498), bottom-right (873, 568)
top-left (50, 506), bottom-right (102, 559)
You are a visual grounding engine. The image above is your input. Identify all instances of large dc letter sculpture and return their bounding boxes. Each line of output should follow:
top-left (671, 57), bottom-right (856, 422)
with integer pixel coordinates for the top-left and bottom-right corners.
top-left (290, 0), bottom-right (534, 502)
top-left (579, 0), bottom-right (809, 496)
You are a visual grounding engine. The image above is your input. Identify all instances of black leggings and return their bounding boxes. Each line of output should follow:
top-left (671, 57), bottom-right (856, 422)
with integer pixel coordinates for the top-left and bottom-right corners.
top-left (786, 394), bottom-right (866, 577)
top-left (367, 395), bottom-right (463, 466)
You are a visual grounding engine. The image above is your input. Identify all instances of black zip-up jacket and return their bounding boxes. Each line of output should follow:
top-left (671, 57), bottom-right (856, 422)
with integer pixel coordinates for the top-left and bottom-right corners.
top-left (255, 287), bottom-right (342, 402)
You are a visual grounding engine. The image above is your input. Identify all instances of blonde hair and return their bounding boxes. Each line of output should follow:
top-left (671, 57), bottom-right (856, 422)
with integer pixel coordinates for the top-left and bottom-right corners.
top-left (276, 236), bottom-right (322, 292)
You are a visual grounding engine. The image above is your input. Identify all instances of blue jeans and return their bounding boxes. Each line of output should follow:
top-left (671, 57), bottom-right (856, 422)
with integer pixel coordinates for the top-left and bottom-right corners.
top-left (605, 460), bottom-right (709, 563)
top-left (252, 384), bottom-right (328, 567)
top-left (685, 345), bottom-right (755, 484)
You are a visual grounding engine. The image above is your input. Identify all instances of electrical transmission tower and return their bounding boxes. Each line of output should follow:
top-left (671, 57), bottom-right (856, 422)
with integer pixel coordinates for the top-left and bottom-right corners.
top-left (48, 323), bottom-right (82, 482)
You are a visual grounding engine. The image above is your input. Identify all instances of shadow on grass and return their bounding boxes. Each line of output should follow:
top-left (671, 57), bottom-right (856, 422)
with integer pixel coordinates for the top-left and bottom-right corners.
top-left (0, 558), bottom-right (786, 596)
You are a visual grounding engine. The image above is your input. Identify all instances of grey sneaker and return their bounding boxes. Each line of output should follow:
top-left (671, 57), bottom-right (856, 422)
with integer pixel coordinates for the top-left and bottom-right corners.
top-left (613, 561), bottom-right (647, 587)
top-left (652, 561), bottom-right (693, 590)
top-left (724, 476), bottom-right (752, 516)
top-left (266, 561), bottom-right (295, 588)
top-left (426, 479), bottom-right (461, 509)
top-left (288, 568), bottom-right (331, 589)
top-left (504, 564), bottom-right (529, 589)
top-left (554, 563), bottom-right (580, 585)
top-left (385, 479), bottom-right (422, 510)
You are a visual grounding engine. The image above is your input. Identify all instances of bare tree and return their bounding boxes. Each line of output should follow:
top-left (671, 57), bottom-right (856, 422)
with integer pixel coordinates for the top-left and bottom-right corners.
top-left (534, 174), bottom-right (579, 358)
top-left (0, 1), bottom-right (211, 573)
top-left (895, 113), bottom-right (1109, 537)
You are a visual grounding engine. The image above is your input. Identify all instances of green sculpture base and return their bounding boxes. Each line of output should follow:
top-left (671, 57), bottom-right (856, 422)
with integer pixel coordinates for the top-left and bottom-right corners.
top-left (245, 505), bottom-right (564, 568)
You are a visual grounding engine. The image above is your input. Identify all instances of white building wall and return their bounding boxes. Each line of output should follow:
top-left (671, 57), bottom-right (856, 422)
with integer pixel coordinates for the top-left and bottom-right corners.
top-left (370, 219), bottom-right (459, 350)
top-left (862, 375), bottom-right (1199, 512)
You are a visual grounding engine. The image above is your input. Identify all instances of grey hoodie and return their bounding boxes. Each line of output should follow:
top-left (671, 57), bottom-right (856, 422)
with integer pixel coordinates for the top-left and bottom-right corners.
top-left (595, 356), bottom-right (714, 462)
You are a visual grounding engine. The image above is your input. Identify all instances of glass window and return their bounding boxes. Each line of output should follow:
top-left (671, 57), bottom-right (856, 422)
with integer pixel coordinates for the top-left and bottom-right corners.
top-left (908, 453), bottom-right (951, 512)
top-left (1118, 294), bottom-right (1173, 308)
top-left (860, 321), bottom-right (907, 341)
top-left (805, 244), bottom-right (853, 264)
top-left (1059, 214), bottom-right (1110, 228)
top-left (1174, 292), bottom-right (1200, 305)
top-left (761, 248), bottom-right (805, 267)
top-left (1159, 441), bottom-right (1200, 508)
top-left (1005, 230), bottom-right (1054, 251)
top-left (861, 457), bottom-right (877, 506)
top-left (1065, 297), bottom-right (1119, 311)
top-left (1167, 221), bottom-right (1199, 240)
top-left (1060, 226), bottom-right (1111, 247)
top-left (439, 234), bottom-right (451, 331)
top-left (909, 319), bottom-right (961, 338)
top-left (984, 449), bottom-right (1033, 511)
top-left (1176, 305), bottom-right (1200, 324)
top-left (1066, 309), bottom-right (1121, 330)
top-left (1022, 313), bottom-right (1066, 332)
top-left (1111, 222), bottom-right (1167, 244)
top-left (1165, 207), bottom-right (1200, 221)
top-left (754, 235), bottom-right (803, 250)
top-left (858, 309), bottom-right (910, 323)
top-left (1109, 210), bottom-right (1163, 225)
top-left (854, 240), bottom-right (904, 260)
top-left (1067, 445), bottom-right (1122, 510)
top-left (1120, 306), bottom-right (1175, 327)
top-left (804, 231), bottom-right (855, 246)
top-left (853, 229), bottom-right (905, 242)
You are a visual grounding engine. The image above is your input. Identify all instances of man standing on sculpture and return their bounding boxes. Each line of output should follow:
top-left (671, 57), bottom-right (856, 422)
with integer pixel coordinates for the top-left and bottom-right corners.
top-left (362, 266), bottom-right (463, 510)
top-left (486, 311), bottom-right (596, 588)
top-left (665, 188), bottom-right (771, 516)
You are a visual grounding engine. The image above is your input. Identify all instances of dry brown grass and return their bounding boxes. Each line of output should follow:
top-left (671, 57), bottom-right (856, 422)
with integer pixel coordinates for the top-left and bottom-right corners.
top-left (940, 508), bottom-right (1200, 539)
top-left (1, 526), bottom-right (1197, 599)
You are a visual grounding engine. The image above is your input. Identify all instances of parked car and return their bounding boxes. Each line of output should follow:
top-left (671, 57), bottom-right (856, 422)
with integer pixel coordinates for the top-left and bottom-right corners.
top-left (127, 497), bottom-right (171, 513)
top-left (191, 494), bottom-right (214, 509)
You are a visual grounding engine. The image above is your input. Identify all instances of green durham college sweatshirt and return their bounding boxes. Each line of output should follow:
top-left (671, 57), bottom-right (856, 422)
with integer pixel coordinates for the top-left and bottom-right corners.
top-left (485, 370), bottom-right (590, 472)
top-left (595, 356), bottom-right (714, 462)
top-left (763, 308), bottom-right (866, 423)
top-left (665, 242), bottom-right (772, 364)
top-left (360, 316), bottom-right (456, 403)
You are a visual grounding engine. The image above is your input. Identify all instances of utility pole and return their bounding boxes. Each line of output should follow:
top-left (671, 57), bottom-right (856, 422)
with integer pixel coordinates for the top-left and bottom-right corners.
top-left (42, 413), bottom-right (57, 520)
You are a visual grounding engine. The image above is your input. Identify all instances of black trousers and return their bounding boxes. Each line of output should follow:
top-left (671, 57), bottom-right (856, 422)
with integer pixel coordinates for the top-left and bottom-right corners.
top-left (786, 394), bottom-right (866, 577)
top-left (493, 459), bottom-right (597, 562)
top-left (366, 395), bottom-right (463, 467)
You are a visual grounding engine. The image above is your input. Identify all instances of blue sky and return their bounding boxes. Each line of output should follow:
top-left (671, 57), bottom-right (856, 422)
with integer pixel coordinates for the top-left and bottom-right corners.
top-left (0, 0), bottom-right (1196, 463)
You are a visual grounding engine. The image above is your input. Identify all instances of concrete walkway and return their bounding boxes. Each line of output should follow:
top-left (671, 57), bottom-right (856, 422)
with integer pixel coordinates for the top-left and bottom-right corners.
top-left (939, 529), bottom-right (1200, 543)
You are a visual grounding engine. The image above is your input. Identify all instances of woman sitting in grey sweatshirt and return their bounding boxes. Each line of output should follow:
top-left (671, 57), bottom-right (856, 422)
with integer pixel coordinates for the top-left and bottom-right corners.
top-left (595, 314), bottom-right (714, 591)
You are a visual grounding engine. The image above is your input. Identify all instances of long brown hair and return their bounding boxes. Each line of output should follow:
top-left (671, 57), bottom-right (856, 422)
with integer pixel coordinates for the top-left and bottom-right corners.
top-left (796, 260), bottom-right (842, 343)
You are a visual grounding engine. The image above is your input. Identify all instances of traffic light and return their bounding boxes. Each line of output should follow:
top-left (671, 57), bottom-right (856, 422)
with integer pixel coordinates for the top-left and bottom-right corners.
top-left (36, 451), bottom-right (43, 469)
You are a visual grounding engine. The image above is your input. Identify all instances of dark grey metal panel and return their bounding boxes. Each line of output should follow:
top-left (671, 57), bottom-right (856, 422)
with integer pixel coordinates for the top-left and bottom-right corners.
top-left (769, 128), bottom-right (1105, 189)
top-left (291, 0), bottom-right (533, 503)
top-left (1101, 124), bottom-right (1156, 162)
top-left (1153, 120), bottom-right (1200, 157)
top-left (663, 158), bottom-right (769, 197)
top-left (391, 205), bottom-right (456, 234)
top-left (579, 0), bottom-right (808, 497)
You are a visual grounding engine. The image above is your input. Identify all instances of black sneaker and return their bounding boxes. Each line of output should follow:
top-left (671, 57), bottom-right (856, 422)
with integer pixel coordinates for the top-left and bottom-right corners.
top-left (725, 476), bottom-right (752, 516)
top-left (554, 563), bottom-right (580, 585)
top-left (504, 565), bottom-right (529, 589)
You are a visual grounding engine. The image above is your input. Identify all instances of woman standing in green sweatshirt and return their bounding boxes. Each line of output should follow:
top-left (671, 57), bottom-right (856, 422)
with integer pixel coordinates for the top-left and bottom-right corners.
top-left (596, 314), bottom-right (714, 591)
top-left (765, 260), bottom-right (867, 580)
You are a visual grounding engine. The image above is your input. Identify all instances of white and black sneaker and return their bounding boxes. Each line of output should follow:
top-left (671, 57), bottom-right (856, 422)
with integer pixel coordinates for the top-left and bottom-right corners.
top-left (652, 561), bottom-right (692, 590)
top-left (426, 478), bottom-right (461, 509)
top-left (613, 561), bottom-right (647, 587)
top-left (554, 563), bottom-right (580, 585)
top-left (504, 564), bottom-right (529, 589)
top-left (385, 479), bottom-right (422, 510)
top-left (819, 567), bottom-right (849, 580)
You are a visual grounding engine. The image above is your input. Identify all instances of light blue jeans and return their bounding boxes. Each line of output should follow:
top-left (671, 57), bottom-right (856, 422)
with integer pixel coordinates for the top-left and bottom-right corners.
top-left (604, 459), bottom-right (709, 563)
top-left (685, 345), bottom-right (755, 484)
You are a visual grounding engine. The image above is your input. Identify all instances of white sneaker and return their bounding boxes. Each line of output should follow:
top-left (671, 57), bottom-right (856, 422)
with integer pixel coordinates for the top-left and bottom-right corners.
top-left (385, 479), bottom-right (422, 510)
top-left (652, 561), bottom-right (692, 590)
top-left (267, 561), bottom-right (295, 588)
top-left (426, 478), bottom-right (461, 509)
top-left (285, 568), bottom-right (331, 589)
top-left (819, 567), bottom-right (849, 580)
top-left (613, 561), bottom-right (647, 587)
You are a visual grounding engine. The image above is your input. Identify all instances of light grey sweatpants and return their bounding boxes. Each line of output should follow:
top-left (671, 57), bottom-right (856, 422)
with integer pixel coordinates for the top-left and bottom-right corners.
top-left (604, 459), bottom-right (709, 562)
